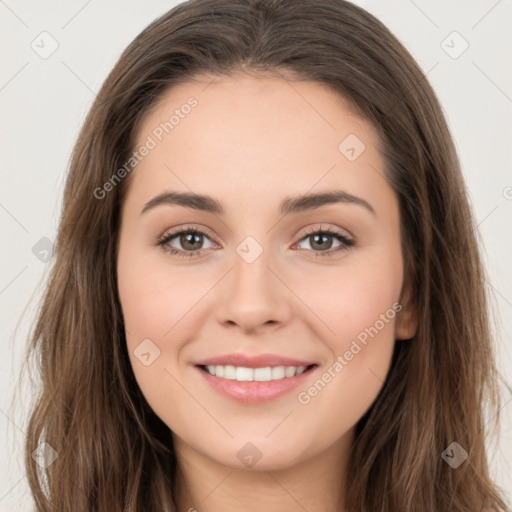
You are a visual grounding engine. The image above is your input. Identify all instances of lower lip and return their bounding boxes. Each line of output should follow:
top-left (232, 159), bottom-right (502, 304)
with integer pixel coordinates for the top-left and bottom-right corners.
top-left (195, 365), bottom-right (317, 403)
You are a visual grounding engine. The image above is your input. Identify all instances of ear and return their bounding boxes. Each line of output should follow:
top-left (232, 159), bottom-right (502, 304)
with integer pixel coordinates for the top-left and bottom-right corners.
top-left (395, 280), bottom-right (418, 341)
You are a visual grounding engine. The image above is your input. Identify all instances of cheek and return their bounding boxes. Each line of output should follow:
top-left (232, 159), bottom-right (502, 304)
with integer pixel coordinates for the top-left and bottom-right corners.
top-left (264, 266), bottom-right (402, 456)
top-left (295, 252), bottom-right (402, 344)
top-left (291, 256), bottom-right (402, 410)
top-left (117, 241), bottom-right (178, 374)
top-left (117, 257), bottom-right (190, 420)
top-left (117, 244), bottom-right (196, 342)
top-left (117, 247), bottom-right (221, 404)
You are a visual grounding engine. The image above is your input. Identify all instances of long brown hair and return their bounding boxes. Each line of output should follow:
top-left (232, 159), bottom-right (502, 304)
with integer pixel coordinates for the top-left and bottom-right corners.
top-left (15, 0), bottom-right (510, 510)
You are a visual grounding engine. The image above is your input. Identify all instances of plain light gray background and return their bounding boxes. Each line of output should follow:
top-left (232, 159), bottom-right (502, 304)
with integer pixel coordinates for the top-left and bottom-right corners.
top-left (1, 1), bottom-right (511, 510)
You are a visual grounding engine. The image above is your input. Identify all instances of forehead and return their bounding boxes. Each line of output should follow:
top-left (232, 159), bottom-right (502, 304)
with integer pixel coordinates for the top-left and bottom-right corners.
top-left (135, 72), bottom-right (375, 150)
top-left (127, 73), bottom-right (392, 216)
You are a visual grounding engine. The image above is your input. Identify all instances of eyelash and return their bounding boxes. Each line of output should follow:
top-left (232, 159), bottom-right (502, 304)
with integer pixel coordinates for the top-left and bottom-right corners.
top-left (155, 224), bottom-right (355, 259)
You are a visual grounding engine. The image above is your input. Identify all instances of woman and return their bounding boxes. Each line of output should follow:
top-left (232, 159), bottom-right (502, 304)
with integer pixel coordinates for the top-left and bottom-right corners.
top-left (20, 0), bottom-right (510, 510)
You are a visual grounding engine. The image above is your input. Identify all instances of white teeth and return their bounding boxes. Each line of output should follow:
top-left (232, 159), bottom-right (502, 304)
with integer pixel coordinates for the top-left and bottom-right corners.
top-left (271, 366), bottom-right (285, 379)
top-left (224, 365), bottom-right (236, 379)
top-left (284, 366), bottom-right (296, 377)
top-left (204, 365), bottom-right (309, 381)
top-left (254, 367), bottom-right (272, 381)
top-left (236, 367), bottom-right (254, 381)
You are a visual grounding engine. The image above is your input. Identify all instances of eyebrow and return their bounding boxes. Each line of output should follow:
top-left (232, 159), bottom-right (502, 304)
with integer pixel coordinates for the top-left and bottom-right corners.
top-left (140, 189), bottom-right (376, 217)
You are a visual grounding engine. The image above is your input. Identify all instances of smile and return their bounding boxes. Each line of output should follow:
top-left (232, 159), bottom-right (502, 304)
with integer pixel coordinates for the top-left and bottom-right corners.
top-left (196, 364), bottom-right (318, 403)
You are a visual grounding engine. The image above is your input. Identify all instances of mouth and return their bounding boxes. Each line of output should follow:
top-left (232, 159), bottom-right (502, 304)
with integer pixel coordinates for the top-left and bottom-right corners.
top-left (195, 363), bottom-right (319, 403)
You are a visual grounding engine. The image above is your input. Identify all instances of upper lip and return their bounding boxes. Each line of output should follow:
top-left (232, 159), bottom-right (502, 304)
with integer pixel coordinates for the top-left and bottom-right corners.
top-left (195, 353), bottom-right (317, 369)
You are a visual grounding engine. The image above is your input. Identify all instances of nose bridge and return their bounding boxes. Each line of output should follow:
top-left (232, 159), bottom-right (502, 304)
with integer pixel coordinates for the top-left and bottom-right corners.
top-left (231, 233), bottom-right (277, 299)
top-left (216, 233), bottom-right (291, 331)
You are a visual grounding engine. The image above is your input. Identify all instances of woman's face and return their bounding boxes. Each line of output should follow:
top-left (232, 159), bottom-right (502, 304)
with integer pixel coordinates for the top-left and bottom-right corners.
top-left (117, 73), bottom-right (416, 471)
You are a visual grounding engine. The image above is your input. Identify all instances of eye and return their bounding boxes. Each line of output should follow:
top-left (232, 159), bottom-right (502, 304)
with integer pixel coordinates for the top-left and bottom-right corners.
top-left (155, 224), bottom-right (355, 259)
top-left (156, 225), bottom-right (217, 258)
top-left (293, 225), bottom-right (355, 257)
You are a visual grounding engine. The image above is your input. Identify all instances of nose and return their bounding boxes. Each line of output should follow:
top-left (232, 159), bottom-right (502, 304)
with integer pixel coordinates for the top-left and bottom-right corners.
top-left (215, 242), bottom-right (293, 334)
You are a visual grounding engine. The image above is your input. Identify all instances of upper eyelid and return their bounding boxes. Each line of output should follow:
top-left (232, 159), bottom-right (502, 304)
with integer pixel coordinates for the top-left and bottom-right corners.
top-left (301, 224), bottom-right (352, 238)
top-left (159, 225), bottom-right (217, 244)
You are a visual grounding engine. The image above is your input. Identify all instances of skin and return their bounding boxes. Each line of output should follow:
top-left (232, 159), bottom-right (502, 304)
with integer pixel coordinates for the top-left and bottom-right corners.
top-left (116, 72), bottom-right (417, 512)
